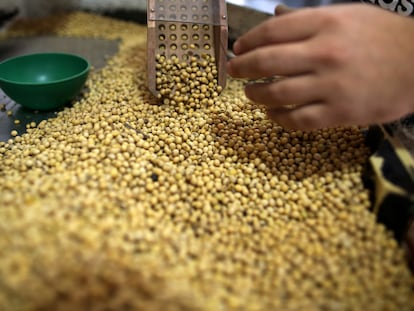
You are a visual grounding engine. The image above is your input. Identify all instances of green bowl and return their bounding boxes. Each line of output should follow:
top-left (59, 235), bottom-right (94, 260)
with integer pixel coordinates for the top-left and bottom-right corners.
top-left (0, 52), bottom-right (90, 110)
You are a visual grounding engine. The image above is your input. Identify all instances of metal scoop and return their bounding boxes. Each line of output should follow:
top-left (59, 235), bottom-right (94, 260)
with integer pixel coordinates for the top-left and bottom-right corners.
top-left (147, 0), bottom-right (228, 97)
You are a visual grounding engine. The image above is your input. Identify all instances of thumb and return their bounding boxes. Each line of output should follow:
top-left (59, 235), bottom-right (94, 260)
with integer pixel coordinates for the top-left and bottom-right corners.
top-left (274, 4), bottom-right (295, 16)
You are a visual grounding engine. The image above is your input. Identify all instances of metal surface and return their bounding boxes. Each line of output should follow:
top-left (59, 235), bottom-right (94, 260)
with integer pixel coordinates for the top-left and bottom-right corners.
top-left (0, 35), bottom-right (119, 142)
top-left (147, 0), bottom-right (228, 95)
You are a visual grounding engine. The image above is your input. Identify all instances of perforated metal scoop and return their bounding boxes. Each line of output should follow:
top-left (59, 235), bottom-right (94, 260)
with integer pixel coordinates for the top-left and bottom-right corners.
top-left (147, 0), bottom-right (228, 97)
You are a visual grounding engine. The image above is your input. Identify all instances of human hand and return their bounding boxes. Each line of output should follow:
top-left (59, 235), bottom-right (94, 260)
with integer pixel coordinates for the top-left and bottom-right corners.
top-left (227, 4), bottom-right (414, 130)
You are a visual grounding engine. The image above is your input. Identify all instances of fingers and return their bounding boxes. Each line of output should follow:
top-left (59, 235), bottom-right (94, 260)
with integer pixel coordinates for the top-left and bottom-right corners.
top-left (227, 43), bottom-right (313, 79)
top-left (267, 102), bottom-right (337, 130)
top-left (244, 76), bottom-right (352, 130)
top-left (232, 9), bottom-right (320, 55)
top-left (244, 75), bottom-right (322, 108)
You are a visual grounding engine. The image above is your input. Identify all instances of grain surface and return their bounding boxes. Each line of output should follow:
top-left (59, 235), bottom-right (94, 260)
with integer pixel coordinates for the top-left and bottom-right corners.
top-left (0, 12), bottom-right (413, 311)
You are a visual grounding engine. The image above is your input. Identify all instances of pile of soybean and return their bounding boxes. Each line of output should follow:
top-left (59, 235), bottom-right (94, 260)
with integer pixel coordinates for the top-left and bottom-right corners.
top-left (0, 12), bottom-right (413, 311)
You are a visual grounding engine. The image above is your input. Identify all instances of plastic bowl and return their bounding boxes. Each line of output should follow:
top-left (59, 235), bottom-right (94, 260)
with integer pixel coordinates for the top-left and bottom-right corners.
top-left (0, 52), bottom-right (90, 110)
